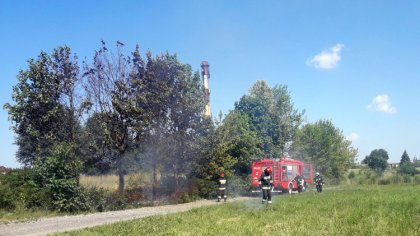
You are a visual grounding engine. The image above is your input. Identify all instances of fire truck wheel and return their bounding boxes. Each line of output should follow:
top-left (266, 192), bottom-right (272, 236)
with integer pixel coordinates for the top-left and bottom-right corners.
top-left (288, 183), bottom-right (293, 194)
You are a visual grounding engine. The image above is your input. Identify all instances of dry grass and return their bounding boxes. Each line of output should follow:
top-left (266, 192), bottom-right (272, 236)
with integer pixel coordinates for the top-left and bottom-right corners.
top-left (80, 173), bottom-right (151, 191)
top-left (79, 175), bottom-right (119, 191)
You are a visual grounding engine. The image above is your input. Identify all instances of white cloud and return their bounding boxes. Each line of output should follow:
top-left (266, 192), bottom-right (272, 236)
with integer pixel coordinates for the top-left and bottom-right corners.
top-left (366, 94), bottom-right (397, 114)
top-left (346, 132), bottom-right (359, 142)
top-left (307, 44), bottom-right (344, 69)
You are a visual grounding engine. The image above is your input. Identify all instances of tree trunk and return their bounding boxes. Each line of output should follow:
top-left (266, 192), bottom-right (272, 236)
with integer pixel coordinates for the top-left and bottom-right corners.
top-left (117, 156), bottom-right (125, 195)
top-left (152, 163), bottom-right (157, 203)
top-left (118, 171), bottom-right (125, 195)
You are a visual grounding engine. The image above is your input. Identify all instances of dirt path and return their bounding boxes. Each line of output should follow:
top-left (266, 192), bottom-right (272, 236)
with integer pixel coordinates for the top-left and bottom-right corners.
top-left (0, 197), bottom-right (251, 236)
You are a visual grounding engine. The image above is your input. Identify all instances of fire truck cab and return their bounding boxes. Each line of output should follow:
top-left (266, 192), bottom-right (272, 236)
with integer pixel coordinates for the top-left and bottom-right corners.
top-left (251, 157), bottom-right (313, 193)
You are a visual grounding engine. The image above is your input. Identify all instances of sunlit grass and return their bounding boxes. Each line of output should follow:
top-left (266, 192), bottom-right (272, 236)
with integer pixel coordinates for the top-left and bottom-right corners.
top-left (59, 184), bottom-right (420, 236)
top-left (79, 175), bottom-right (119, 191)
top-left (79, 172), bottom-right (150, 191)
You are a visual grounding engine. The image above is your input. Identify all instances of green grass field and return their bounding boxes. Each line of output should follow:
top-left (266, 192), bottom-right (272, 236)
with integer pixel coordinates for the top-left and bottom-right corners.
top-left (58, 184), bottom-right (420, 236)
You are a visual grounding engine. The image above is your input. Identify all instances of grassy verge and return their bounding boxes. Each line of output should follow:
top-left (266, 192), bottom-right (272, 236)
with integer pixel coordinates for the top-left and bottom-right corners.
top-left (58, 184), bottom-right (420, 236)
top-left (0, 208), bottom-right (64, 223)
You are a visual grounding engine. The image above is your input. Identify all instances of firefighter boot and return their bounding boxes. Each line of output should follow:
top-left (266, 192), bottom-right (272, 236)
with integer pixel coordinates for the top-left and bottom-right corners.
top-left (217, 196), bottom-right (221, 202)
top-left (224, 195), bottom-right (227, 202)
top-left (268, 201), bottom-right (272, 204)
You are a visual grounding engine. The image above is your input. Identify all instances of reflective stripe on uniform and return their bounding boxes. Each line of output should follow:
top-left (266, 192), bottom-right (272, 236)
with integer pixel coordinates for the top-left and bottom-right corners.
top-left (219, 187), bottom-right (226, 190)
top-left (262, 186), bottom-right (271, 190)
top-left (219, 179), bottom-right (226, 184)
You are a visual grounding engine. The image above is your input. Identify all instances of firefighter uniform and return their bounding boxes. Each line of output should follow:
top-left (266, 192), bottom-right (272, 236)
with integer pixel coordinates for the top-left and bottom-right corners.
top-left (259, 167), bottom-right (273, 204)
top-left (294, 174), bottom-right (304, 193)
top-left (314, 173), bottom-right (324, 193)
top-left (218, 174), bottom-right (227, 202)
top-left (294, 174), bottom-right (303, 183)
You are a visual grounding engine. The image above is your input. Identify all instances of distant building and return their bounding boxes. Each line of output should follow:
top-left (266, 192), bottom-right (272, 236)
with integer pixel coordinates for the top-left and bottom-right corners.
top-left (388, 163), bottom-right (399, 169)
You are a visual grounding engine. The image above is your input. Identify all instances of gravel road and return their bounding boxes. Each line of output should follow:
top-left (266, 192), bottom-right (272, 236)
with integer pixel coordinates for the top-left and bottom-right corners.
top-left (0, 197), bottom-right (251, 236)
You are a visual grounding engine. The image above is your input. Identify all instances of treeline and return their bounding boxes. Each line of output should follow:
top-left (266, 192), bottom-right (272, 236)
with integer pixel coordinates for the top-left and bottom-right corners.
top-left (2, 41), bottom-right (357, 212)
top-left (362, 149), bottom-right (419, 176)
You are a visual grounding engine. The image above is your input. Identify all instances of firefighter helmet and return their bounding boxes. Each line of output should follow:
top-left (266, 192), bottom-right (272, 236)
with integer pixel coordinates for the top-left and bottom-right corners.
top-left (265, 166), bottom-right (272, 174)
top-left (316, 172), bottom-right (320, 176)
top-left (220, 172), bottom-right (225, 177)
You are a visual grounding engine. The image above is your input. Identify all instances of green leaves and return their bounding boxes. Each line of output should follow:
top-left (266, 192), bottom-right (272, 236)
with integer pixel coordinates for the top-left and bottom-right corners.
top-left (234, 81), bottom-right (304, 157)
top-left (293, 120), bottom-right (358, 179)
top-left (4, 46), bottom-right (81, 166)
top-left (82, 42), bottom-right (209, 195)
top-left (32, 143), bottom-right (87, 212)
top-left (398, 150), bottom-right (416, 176)
top-left (363, 149), bottom-right (389, 173)
top-left (399, 150), bottom-right (411, 166)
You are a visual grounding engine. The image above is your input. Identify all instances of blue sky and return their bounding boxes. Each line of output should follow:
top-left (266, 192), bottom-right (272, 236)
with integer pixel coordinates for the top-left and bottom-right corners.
top-left (1, 1), bottom-right (419, 168)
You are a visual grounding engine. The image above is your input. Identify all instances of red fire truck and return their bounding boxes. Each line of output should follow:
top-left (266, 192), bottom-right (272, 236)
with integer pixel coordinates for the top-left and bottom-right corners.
top-left (251, 157), bottom-right (313, 193)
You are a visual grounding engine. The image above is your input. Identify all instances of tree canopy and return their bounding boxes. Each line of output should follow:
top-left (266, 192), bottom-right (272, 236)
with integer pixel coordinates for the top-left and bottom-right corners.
top-left (4, 46), bottom-right (82, 166)
top-left (398, 150), bottom-right (416, 176)
top-left (5, 42), bottom-right (363, 203)
top-left (363, 149), bottom-right (389, 172)
top-left (234, 80), bottom-right (304, 157)
top-left (292, 119), bottom-right (358, 179)
top-left (399, 150), bottom-right (411, 166)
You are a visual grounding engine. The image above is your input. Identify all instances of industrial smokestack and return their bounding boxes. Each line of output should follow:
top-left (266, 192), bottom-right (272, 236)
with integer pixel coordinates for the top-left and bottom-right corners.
top-left (201, 61), bottom-right (211, 117)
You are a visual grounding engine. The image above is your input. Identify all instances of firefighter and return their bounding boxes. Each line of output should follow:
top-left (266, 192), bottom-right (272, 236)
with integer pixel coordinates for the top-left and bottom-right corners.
top-left (314, 172), bottom-right (324, 193)
top-left (294, 173), bottom-right (304, 193)
top-left (217, 172), bottom-right (227, 202)
top-left (294, 173), bottom-right (303, 183)
top-left (259, 166), bottom-right (273, 204)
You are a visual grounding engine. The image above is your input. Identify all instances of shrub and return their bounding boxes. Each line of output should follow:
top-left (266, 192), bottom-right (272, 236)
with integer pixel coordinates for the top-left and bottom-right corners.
top-left (348, 171), bottom-right (356, 179)
top-left (0, 182), bottom-right (16, 210)
top-left (414, 175), bottom-right (420, 185)
top-left (378, 178), bottom-right (391, 185)
top-left (402, 176), bottom-right (412, 184)
top-left (82, 186), bottom-right (108, 212)
top-left (125, 188), bottom-right (143, 203)
top-left (391, 175), bottom-right (402, 184)
top-left (196, 179), bottom-right (217, 199)
top-left (226, 175), bottom-right (250, 196)
top-left (398, 163), bottom-right (416, 176)
top-left (0, 168), bottom-right (42, 210)
top-left (328, 178), bottom-right (341, 185)
top-left (33, 143), bottom-right (88, 212)
top-left (106, 191), bottom-right (127, 210)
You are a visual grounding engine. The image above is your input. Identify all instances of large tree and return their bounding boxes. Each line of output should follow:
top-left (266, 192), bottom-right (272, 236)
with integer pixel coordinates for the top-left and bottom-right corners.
top-left (234, 81), bottom-right (304, 157)
top-left (139, 52), bottom-right (208, 199)
top-left (4, 46), bottom-right (82, 166)
top-left (292, 120), bottom-right (358, 179)
top-left (82, 41), bottom-right (147, 194)
top-left (399, 150), bottom-right (411, 166)
top-left (398, 150), bottom-right (416, 176)
top-left (83, 42), bottom-right (208, 196)
top-left (79, 112), bottom-right (113, 175)
top-left (363, 149), bottom-right (389, 172)
top-left (199, 111), bottom-right (261, 180)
